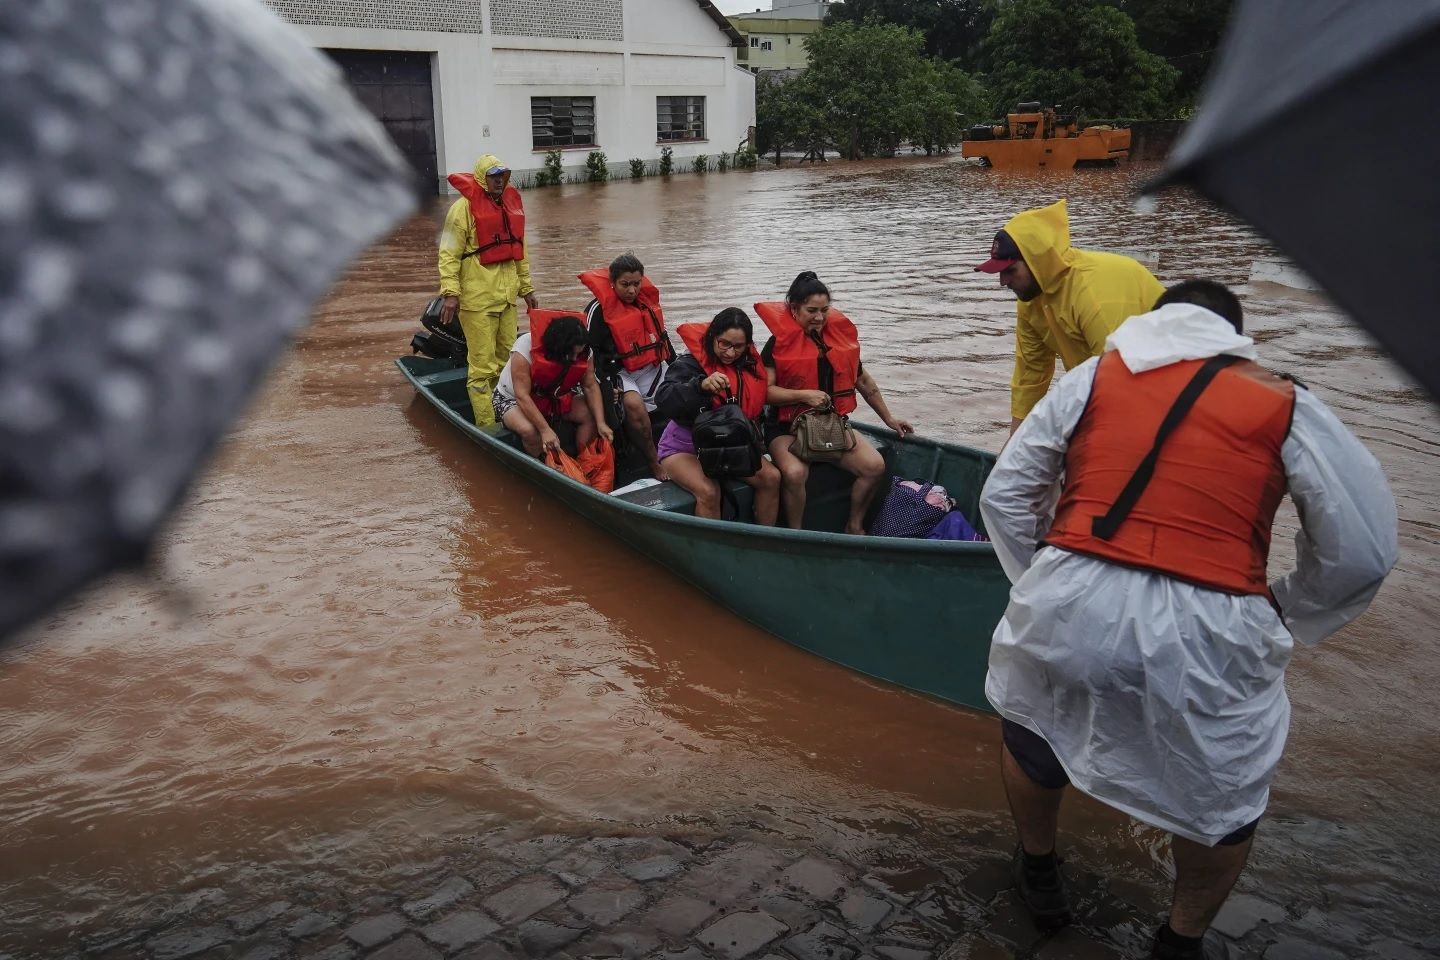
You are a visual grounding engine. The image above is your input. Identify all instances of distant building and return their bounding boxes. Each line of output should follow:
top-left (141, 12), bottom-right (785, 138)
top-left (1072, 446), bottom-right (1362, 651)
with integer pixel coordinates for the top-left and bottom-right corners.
top-left (261, 0), bottom-right (756, 192)
top-left (729, 0), bottom-right (831, 73)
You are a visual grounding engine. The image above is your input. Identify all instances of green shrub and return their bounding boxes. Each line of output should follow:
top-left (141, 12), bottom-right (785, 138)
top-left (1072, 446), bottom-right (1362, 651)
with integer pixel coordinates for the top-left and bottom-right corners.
top-left (628, 158), bottom-right (645, 178)
top-left (733, 143), bottom-right (758, 169)
top-left (717, 152), bottom-right (730, 172)
top-left (659, 146), bottom-right (674, 175)
top-left (691, 154), bottom-right (708, 174)
top-left (534, 150), bottom-right (564, 187)
top-left (585, 150), bottom-right (608, 182)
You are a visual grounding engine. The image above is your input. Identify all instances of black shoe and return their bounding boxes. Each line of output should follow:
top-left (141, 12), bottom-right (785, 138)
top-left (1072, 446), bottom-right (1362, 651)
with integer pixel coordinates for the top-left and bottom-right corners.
top-left (1150, 927), bottom-right (1236, 960)
top-left (1011, 845), bottom-right (1071, 929)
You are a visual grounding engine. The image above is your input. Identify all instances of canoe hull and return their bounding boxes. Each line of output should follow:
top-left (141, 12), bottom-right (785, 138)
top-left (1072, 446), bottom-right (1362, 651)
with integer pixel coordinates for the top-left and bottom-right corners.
top-left (396, 356), bottom-right (1008, 713)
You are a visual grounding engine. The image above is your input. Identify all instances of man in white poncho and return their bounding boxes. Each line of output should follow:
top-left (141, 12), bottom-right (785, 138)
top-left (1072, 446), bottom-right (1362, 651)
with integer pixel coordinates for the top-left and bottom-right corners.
top-left (979, 281), bottom-right (1398, 960)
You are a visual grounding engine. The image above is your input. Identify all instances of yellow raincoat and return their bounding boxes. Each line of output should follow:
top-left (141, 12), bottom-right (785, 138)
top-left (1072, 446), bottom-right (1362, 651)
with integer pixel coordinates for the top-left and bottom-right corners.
top-left (437, 154), bottom-right (536, 424)
top-left (1006, 199), bottom-right (1164, 419)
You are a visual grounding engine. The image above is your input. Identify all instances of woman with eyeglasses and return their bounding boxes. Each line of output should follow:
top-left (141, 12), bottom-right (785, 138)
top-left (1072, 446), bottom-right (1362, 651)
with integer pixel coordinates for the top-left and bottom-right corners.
top-left (492, 311), bottom-right (613, 458)
top-left (654, 308), bottom-right (781, 524)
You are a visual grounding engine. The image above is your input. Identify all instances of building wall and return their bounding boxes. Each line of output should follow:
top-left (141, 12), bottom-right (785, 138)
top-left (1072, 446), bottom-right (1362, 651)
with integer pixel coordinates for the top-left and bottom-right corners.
top-left (262, 0), bottom-right (754, 189)
top-left (729, 16), bottom-right (820, 71)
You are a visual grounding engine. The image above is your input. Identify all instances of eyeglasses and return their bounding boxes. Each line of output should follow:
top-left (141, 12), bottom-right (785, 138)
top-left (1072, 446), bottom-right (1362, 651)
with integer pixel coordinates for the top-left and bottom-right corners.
top-left (714, 340), bottom-right (747, 355)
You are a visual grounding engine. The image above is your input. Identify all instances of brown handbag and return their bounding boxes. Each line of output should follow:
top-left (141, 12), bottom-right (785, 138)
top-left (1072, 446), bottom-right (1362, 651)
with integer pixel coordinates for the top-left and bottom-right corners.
top-left (789, 405), bottom-right (856, 463)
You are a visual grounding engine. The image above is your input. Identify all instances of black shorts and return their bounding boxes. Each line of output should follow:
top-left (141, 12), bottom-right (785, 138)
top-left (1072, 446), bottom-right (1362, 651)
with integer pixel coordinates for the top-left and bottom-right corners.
top-left (1001, 719), bottom-right (1261, 845)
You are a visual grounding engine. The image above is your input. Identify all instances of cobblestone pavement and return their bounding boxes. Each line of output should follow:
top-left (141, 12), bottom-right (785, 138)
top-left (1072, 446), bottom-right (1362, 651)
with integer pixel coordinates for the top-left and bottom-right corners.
top-left (12, 818), bottom-right (1428, 960)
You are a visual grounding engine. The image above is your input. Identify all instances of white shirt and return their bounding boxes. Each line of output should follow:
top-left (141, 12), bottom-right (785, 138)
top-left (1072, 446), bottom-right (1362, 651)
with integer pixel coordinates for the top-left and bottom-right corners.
top-left (980, 304), bottom-right (1399, 843)
top-left (493, 332), bottom-right (532, 402)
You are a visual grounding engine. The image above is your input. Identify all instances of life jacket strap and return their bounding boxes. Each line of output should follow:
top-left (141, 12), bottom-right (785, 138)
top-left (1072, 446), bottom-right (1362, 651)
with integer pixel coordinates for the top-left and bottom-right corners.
top-left (1091, 354), bottom-right (1243, 541)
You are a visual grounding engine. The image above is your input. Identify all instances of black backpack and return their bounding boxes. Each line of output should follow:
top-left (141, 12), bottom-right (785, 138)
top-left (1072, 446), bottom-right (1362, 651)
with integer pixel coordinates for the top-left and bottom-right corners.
top-left (693, 393), bottom-right (762, 480)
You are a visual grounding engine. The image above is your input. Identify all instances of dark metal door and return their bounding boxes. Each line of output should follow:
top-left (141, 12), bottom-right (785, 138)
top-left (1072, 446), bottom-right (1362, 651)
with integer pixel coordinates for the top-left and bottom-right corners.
top-left (324, 49), bottom-right (439, 195)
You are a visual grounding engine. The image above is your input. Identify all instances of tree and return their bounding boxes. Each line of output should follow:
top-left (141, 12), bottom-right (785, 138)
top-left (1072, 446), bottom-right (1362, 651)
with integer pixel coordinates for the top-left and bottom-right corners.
top-left (1103, 0), bottom-right (1235, 111)
top-left (982, 0), bottom-right (1178, 119)
top-left (826, 0), bottom-right (995, 63)
top-left (802, 21), bottom-right (984, 159)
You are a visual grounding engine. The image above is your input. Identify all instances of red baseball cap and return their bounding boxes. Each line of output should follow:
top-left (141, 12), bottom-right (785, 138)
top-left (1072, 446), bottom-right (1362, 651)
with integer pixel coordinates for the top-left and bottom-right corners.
top-left (975, 230), bottom-right (1023, 273)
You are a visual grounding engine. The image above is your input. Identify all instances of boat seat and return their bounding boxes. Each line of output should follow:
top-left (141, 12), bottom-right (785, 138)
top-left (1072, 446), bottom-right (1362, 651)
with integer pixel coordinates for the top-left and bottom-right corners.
top-left (613, 476), bottom-right (756, 518)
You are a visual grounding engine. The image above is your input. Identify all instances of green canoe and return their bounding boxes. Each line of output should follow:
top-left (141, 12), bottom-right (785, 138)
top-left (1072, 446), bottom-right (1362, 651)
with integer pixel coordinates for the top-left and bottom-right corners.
top-left (396, 355), bottom-right (1009, 713)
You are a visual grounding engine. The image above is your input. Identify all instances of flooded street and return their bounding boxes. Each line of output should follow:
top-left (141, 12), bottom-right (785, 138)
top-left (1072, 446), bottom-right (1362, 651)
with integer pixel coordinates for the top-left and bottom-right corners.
top-left (2, 158), bottom-right (1437, 957)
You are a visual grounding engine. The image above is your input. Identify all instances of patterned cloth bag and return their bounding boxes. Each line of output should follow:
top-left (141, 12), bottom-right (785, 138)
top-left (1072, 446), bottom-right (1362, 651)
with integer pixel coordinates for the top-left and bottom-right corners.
top-left (870, 478), bottom-right (953, 538)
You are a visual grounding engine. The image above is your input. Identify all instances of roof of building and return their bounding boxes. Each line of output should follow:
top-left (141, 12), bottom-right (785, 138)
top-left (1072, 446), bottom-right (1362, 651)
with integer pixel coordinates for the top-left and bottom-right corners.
top-left (693, 0), bottom-right (746, 46)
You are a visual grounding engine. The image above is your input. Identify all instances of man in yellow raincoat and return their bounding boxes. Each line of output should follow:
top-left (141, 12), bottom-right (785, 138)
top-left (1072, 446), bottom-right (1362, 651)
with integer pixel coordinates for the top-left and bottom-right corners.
top-left (976, 199), bottom-right (1164, 434)
top-left (438, 154), bottom-right (538, 425)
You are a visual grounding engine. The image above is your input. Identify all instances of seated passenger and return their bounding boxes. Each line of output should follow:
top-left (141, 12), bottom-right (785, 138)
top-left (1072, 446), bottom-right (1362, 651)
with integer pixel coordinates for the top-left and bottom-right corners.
top-left (756, 271), bottom-right (914, 535)
top-left (655, 308), bottom-right (782, 525)
top-left (493, 311), bottom-right (613, 458)
top-left (580, 253), bottom-right (676, 480)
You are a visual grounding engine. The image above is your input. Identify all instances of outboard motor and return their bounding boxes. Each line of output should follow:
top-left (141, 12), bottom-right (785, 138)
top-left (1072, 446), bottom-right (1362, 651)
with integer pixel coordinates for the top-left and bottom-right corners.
top-left (410, 296), bottom-right (467, 365)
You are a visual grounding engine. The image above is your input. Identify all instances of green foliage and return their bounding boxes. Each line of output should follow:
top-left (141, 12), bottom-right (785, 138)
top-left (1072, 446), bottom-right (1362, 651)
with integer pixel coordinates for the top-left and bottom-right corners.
top-left (691, 154), bottom-right (708, 174)
top-left (1103, 0), bottom-right (1234, 111)
top-left (534, 150), bottom-right (564, 187)
top-left (759, 21), bottom-right (982, 161)
top-left (826, 0), bottom-right (995, 61)
top-left (733, 142), bottom-right (759, 169)
top-left (585, 150), bottom-right (608, 182)
top-left (717, 152), bottom-right (730, 173)
top-left (628, 158), bottom-right (645, 178)
top-left (659, 146), bottom-right (674, 175)
top-left (982, 0), bottom-right (1178, 119)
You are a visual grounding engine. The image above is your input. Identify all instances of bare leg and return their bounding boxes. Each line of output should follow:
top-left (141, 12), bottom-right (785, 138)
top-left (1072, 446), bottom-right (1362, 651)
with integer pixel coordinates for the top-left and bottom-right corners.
top-left (838, 434), bottom-right (887, 535)
top-left (662, 453), bottom-right (721, 519)
top-left (1167, 834), bottom-right (1254, 937)
top-left (769, 436), bottom-right (809, 529)
top-left (622, 390), bottom-right (665, 480)
top-left (744, 460), bottom-right (782, 526)
top-left (502, 407), bottom-right (542, 458)
top-left (565, 399), bottom-right (596, 449)
top-left (1002, 744), bottom-right (1065, 855)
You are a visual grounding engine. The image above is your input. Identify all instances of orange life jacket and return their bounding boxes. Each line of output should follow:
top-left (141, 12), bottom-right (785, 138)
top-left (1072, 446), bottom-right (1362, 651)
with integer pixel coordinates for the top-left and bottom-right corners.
top-left (1044, 352), bottom-right (1295, 596)
top-left (448, 173), bottom-right (525, 265)
top-left (753, 301), bottom-right (860, 423)
top-left (677, 322), bottom-right (767, 420)
top-left (527, 309), bottom-right (590, 416)
top-left (578, 268), bottom-right (673, 372)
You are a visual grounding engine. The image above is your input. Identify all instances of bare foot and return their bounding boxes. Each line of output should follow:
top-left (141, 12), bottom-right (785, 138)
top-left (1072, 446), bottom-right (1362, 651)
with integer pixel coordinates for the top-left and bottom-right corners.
top-left (650, 461), bottom-right (670, 482)
top-left (844, 522), bottom-right (866, 536)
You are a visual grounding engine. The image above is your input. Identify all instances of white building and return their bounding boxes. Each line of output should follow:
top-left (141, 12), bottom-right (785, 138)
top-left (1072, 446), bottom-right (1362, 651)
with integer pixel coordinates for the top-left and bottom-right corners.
top-left (262, 0), bottom-right (756, 192)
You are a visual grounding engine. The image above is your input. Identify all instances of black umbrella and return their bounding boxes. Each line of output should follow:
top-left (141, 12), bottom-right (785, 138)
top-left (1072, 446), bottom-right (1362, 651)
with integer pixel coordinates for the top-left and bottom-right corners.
top-left (0, 0), bottom-right (418, 639)
top-left (1145, 0), bottom-right (1440, 401)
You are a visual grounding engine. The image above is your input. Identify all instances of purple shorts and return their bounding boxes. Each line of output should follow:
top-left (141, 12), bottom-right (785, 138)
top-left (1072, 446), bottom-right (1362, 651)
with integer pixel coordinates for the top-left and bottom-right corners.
top-left (655, 421), bottom-right (696, 461)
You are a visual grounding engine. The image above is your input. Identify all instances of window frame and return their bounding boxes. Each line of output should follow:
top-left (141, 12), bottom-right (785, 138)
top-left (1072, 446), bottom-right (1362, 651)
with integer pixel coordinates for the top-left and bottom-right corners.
top-left (530, 95), bottom-right (598, 151)
top-left (655, 95), bottom-right (707, 144)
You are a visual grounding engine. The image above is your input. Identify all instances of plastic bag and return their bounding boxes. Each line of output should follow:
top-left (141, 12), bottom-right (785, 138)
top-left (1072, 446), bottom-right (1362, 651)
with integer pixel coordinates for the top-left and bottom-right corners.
top-left (576, 437), bottom-right (615, 493)
top-left (545, 448), bottom-right (589, 485)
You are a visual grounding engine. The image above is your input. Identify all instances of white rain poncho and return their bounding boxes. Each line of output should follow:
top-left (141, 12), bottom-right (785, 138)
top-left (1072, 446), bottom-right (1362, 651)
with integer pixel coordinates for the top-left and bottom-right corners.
top-left (981, 303), bottom-right (1399, 844)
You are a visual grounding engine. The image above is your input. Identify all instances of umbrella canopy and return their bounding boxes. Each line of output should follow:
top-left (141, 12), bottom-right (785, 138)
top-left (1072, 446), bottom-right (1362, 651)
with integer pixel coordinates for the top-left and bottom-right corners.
top-left (0, 0), bottom-right (418, 639)
top-left (1145, 0), bottom-right (1440, 401)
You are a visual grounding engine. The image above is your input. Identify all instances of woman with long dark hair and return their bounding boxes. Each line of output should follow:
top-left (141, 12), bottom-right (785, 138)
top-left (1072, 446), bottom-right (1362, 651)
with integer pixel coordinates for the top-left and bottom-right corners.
top-left (654, 308), bottom-right (781, 524)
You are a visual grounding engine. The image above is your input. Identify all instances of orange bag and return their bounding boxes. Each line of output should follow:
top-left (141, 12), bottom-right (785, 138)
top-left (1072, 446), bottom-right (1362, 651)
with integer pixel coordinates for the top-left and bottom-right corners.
top-left (545, 448), bottom-right (589, 485)
top-left (576, 437), bottom-right (615, 493)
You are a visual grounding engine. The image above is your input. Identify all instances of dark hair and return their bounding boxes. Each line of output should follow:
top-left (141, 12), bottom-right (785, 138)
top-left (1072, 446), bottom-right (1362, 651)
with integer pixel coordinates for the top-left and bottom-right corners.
top-left (785, 270), bottom-right (830, 306)
top-left (1155, 280), bottom-right (1244, 334)
top-left (609, 251), bottom-right (645, 282)
top-left (704, 307), bottom-right (754, 365)
top-left (541, 314), bottom-right (589, 362)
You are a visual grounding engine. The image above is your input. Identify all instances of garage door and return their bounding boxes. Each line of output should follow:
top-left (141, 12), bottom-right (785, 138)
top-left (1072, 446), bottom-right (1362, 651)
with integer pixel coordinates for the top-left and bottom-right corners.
top-left (324, 49), bottom-right (439, 195)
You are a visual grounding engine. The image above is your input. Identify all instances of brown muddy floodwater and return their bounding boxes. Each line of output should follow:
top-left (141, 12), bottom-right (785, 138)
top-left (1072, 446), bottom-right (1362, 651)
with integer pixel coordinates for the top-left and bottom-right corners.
top-left (2, 158), bottom-right (1438, 954)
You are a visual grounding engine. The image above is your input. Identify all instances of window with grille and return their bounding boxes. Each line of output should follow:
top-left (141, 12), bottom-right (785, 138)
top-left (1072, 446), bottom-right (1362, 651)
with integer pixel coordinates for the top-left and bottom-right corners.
top-left (531, 96), bottom-right (596, 149)
top-left (760, 40), bottom-right (773, 50)
top-left (656, 96), bottom-right (706, 143)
